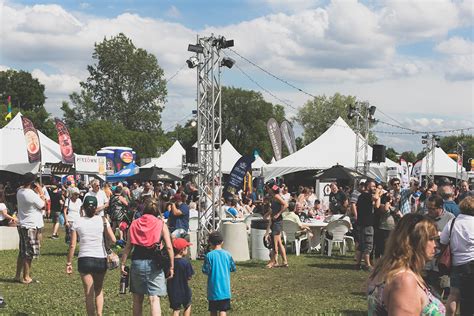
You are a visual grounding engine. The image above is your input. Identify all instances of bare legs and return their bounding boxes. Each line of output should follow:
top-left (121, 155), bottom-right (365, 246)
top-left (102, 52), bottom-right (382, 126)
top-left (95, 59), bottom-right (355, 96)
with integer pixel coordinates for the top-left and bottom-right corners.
top-left (273, 234), bottom-right (288, 266)
top-left (14, 255), bottom-right (33, 283)
top-left (133, 293), bottom-right (162, 316)
top-left (149, 295), bottom-right (161, 316)
top-left (446, 287), bottom-right (460, 316)
top-left (80, 272), bottom-right (106, 316)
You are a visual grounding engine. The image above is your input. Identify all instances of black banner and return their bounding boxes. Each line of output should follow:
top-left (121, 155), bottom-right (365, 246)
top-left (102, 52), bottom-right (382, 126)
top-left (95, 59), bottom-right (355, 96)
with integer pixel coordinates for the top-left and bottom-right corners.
top-left (223, 155), bottom-right (255, 200)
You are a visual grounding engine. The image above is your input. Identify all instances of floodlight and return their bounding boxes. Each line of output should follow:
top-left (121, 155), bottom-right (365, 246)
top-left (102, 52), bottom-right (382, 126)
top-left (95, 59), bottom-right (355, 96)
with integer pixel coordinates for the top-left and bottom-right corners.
top-left (221, 57), bottom-right (235, 69)
top-left (213, 36), bottom-right (234, 49)
top-left (347, 104), bottom-right (356, 119)
top-left (192, 110), bottom-right (197, 115)
top-left (190, 120), bottom-right (197, 127)
top-left (187, 44), bottom-right (204, 54)
top-left (186, 56), bottom-right (199, 68)
top-left (368, 106), bottom-right (376, 116)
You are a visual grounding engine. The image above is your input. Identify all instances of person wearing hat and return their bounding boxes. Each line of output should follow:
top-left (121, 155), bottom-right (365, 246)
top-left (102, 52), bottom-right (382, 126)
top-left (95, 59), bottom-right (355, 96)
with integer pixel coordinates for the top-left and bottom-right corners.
top-left (167, 238), bottom-right (194, 316)
top-left (66, 195), bottom-right (116, 316)
top-left (63, 187), bottom-right (83, 243)
top-left (168, 193), bottom-right (190, 238)
top-left (14, 172), bottom-right (46, 284)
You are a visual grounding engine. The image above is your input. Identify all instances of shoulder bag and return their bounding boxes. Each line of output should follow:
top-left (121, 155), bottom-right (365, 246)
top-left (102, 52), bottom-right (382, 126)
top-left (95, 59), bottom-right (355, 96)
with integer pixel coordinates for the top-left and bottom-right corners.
top-left (102, 217), bottom-right (119, 270)
top-left (151, 219), bottom-right (171, 276)
top-left (438, 218), bottom-right (456, 275)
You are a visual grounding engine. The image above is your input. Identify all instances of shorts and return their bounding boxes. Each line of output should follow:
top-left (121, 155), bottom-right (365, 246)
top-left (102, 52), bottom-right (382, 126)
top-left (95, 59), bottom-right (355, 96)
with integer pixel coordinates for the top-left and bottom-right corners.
top-left (208, 299), bottom-right (231, 312)
top-left (271, 221), bottom-right (282, 235)
top-left (52, 211), bottom-right (61, 224)
top-left (130, 259), bottom-right (167, 296)
top-left (78, 257), bottom-right (107, 274)
top-left (18, 226), bottom-right (41, 260)
top-left (170, 300), bottom-right (192, 311)
top-left (357, 226), bottom-right (374, 254)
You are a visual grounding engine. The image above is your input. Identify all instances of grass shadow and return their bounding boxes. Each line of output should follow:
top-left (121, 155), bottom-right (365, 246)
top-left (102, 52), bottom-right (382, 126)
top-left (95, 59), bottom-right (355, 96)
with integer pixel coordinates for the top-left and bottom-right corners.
top-left (0, 277), bottom-right (19, 283)
top-left (339, 311), bottom-right (366, 316)
top-left (236, 261), bottom-right (265, 268)
top-left (308, 263), bottom-right (358, 270)
top-left (41, 252), bottom-right (68, 257)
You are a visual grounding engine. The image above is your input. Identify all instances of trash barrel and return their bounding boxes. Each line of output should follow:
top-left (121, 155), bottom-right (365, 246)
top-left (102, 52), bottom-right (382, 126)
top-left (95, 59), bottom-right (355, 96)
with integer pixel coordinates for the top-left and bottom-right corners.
top-left (251, 219), bottom-right (270, 261)
top-left (221, 222), bottom-right (250, 261)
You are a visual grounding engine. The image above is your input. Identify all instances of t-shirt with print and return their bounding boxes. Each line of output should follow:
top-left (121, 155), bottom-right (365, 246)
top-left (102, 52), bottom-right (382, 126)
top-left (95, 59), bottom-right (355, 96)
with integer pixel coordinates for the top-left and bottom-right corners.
top-left (167, 257), bottom-right (194, 306)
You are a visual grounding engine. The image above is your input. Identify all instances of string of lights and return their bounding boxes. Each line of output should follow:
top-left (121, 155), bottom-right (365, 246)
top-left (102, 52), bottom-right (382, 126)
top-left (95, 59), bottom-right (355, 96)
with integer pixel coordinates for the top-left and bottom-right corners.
top-left (165, 64), bottom-right (187, 83)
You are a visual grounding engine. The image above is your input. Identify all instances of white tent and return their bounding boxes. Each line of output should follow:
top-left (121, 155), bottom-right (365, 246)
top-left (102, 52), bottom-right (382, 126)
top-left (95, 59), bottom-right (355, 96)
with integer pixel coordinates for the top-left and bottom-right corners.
top-left (421, 147), bottom-right (468, 180)
top-left (220, 140), bottom-right (242, 174)
top-left (253, 155), bottom-right (267, 169)
top-left (0, 113), bottom-right (62, 174)
top-left (263, 117), bottom-right (398, 181)
top-left (140, 141), bottom-right (185, 177)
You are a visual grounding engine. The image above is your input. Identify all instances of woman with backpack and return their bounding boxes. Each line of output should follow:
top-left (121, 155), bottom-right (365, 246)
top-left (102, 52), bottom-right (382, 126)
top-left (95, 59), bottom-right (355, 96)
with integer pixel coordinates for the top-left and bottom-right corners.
top-left (108, 186), bottom-right (129, 241)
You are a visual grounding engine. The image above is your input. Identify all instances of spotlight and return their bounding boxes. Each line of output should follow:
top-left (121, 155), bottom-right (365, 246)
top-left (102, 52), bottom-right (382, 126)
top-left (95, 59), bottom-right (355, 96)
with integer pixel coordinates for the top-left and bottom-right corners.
top-left (220, 57), bottom-right (235, 69)
top-left (186, 56), bottom-right (199, 68)
top-left (213, 36), bottom-right (234, 49)
top-left (347, 104), bottom-right (356, 119)
top-left (190, 120), bottom-right (197, 128)
top-left (192, 110), bottom-right (197, 115)
top-left (368, 106), bottom-right (376, 116)
top-left (187, 44), bottom-right (204, 54)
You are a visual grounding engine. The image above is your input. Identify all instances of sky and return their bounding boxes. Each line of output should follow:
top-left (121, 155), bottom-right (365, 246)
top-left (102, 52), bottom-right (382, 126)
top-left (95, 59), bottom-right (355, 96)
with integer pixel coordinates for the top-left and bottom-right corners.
top-left (0, 0), bottom-right (473, 155)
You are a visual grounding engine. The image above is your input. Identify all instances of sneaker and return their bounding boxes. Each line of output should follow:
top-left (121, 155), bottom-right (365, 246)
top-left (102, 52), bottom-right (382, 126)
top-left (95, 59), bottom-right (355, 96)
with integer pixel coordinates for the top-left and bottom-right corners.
top-left (50, 235), bottom-right (59, 240)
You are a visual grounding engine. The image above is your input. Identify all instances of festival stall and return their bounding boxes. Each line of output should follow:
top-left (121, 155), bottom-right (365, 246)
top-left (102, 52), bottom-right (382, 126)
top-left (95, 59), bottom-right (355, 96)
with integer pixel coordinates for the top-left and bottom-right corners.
top-left (140, 141), bottom-right (185, 177)
top-left (420, 147), bottom-right (468, 180)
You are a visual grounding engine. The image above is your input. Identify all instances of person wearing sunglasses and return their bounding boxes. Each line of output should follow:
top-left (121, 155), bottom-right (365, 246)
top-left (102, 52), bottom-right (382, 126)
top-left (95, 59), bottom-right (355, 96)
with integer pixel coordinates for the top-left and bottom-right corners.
top-left (368, 214), bottom-right (445, 315)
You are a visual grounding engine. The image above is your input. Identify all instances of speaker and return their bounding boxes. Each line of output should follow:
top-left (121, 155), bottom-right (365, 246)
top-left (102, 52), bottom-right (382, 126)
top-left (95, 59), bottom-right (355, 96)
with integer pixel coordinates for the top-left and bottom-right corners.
top-left (186, 148), bottom-right (198, 164)
top-left (372, 144), bottom-right (386, 163)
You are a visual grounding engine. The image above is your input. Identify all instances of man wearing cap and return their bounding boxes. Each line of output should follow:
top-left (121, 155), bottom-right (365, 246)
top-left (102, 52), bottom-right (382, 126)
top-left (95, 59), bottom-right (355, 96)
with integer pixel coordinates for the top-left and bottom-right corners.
top-left (15, 173), bottom-right (46, 284)
top-left (84, 179), bottom-right (109, 217)
top-left (168, 193), bottom-right (190, 238)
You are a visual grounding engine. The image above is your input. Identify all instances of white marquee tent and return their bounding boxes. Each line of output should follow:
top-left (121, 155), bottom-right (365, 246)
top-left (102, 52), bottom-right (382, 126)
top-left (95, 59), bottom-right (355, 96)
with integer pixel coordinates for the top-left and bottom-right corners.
top-left (263, 117), bottom-right (399, 181)
top-left (140, 140), bottom-right (185, 177)
top-left (0, 113), bottom-right (62, 174)
top-left (421, 147), bottom-right (468, 180)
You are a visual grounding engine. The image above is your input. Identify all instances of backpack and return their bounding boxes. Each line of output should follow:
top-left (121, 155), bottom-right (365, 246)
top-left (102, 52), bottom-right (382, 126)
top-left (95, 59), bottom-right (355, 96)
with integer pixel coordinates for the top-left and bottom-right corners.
top-left (108, 195), bottom-right (126, 222)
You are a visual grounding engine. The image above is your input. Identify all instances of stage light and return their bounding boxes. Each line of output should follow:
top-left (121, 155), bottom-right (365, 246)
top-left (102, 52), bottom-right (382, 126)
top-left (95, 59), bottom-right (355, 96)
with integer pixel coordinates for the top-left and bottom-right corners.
top-left (190, 120), bottom-right (197, 128)
top-left (221, 57), bottom-right (235, 69)
top-left (187, 44), bottom-right (204, 54)
top-left (186, 56), bottom-right (199, 68)
top-left (213, 36), bottom-right (234, 49)
top-left (347, 104), bottom-right (356, 119)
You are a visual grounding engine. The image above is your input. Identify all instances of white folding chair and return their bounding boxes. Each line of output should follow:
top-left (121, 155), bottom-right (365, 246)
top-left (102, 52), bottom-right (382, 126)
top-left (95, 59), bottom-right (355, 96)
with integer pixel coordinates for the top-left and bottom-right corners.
top-left (322, 220), bottom-right (350, 256)
top-left (282, 219), bottom-right (308, 256)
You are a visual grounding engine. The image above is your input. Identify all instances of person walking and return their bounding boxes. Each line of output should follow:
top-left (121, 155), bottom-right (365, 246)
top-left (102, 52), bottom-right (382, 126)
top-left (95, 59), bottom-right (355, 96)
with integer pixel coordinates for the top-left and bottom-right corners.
top-left (120, 199), bottom-right (174, 316)
top-left (15, 173), bottom-right (46, 284)
top-left (66, 196), bottom-right (116, 316)
top-left (265, 185), bottom-right (288, 268)
top-left (63, 187), bottom-right (83, 243)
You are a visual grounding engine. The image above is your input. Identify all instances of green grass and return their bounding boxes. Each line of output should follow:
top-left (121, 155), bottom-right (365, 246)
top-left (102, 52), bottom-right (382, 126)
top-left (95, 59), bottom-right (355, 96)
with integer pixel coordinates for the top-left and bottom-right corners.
top-left (0, 223), bottom-right (369, 315)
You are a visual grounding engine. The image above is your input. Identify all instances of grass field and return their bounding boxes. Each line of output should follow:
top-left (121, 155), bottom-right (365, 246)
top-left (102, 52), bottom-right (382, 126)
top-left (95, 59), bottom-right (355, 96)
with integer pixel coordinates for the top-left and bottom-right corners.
top-left (0, 223), bottom-right (369, 315)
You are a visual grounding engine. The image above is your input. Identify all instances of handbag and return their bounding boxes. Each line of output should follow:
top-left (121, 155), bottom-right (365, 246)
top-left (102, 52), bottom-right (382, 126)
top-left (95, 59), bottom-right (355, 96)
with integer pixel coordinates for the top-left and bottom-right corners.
top-left (103, 217), bottom-right (119, 270)
top-left (151, 220), bottom-right (171, 276)
top-left (438, 218), bottom-right (456, 275)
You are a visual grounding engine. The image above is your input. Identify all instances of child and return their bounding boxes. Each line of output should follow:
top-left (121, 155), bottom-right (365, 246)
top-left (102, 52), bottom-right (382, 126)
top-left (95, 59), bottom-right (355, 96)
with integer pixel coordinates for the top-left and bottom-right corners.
top-left (167, 238), bottom-right (194, 316)
top-left (202, 231), bottom-right (236, 316)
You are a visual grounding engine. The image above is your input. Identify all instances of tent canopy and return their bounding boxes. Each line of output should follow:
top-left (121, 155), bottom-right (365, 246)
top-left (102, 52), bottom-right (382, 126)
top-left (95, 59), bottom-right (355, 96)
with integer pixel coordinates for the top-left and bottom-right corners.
top-left (140, 141), bottom-right (185, 177)
top-left (263, 117), bottom-right (398, 181)
top-left (0, 113), bottom-right (62, 174)
top-left (421, 147), bottom-right (467, 180)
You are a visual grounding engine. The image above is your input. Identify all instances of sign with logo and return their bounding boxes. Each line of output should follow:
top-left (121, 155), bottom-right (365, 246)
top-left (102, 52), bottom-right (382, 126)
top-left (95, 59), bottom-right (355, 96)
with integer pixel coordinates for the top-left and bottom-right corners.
top-left (21, 116), bottom-right (41, 163)
top-left (75, 154), bottom-right (107, 175)
top-left (267, 118), bottom-right (282, 161)
top-left (223, 155), bottom-right (255, 200)
top-left (120, 151), bottom-right (133, 164)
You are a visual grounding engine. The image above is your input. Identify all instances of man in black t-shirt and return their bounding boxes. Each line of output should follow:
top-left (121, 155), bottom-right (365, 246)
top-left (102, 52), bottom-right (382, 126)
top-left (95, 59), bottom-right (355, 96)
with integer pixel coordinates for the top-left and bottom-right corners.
top-left (329, 183), bottom-right (348, 215)
top-left (355, 180), bottom-right (381, 271)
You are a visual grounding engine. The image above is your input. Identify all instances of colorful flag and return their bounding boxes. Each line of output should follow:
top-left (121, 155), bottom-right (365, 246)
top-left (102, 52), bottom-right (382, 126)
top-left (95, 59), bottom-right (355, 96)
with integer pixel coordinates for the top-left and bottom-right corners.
top-left (21, 116), bottom-right (42, 163)
top-left (54, 118), bottom-right (75, 164)
top-left (4, 96), bottom-right (12, 121)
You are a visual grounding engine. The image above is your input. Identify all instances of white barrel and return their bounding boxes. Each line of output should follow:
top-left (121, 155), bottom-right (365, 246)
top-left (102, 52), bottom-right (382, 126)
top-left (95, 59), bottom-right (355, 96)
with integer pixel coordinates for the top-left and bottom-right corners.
top-left (188, 230), bottom-right (198, 260)
top-left (221, 222), bottom-right (250, 261)
top-left (251, 219), bottom-right (270, 261)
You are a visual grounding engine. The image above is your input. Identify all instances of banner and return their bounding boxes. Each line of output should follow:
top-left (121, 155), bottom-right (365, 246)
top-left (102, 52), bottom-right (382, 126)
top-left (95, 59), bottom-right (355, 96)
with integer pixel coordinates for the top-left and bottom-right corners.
top-left (267, 118), bottom-right (282, 161)
top-left (4, 96), bottom-right (12, 121)
top-left (54, 118), bottom-right (74, 164)
top-left (280, 120), bottom-right (294, 154)
top-left (411, 159), bottom-right (423, 184)
top-left (399, 158), bottom-right (409, 188)
top-left (21, 116), bottom-right (41, 163)
top-left (75, 155), bottom-right (107, 175)
top-left (223, 155), bottom-right (255, 200)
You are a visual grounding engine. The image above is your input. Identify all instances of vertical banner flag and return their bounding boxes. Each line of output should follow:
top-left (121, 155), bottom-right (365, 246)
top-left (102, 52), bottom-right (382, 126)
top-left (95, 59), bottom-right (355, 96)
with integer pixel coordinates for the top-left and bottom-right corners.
top-left (267, 118), bottom-right (282, 161)
top-left (400, 158), bottom-right (409, 188)
top-left (411, 159), bottom-right (423, 184)
top-left (4, 96), bottom-right (12, 121)
top-left (223, 155), bottom-right (255, 200)
top-left (21, 116), bottom-right (42, 163)
top-left (54, 118), bottom-right (75, 164)
top-left (280, 120), bottom-right (295, 154)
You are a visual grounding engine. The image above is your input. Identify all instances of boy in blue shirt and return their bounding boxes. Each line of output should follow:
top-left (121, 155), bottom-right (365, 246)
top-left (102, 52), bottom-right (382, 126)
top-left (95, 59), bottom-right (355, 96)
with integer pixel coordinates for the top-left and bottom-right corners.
top-left (202, 231), bottom-right (236, 316)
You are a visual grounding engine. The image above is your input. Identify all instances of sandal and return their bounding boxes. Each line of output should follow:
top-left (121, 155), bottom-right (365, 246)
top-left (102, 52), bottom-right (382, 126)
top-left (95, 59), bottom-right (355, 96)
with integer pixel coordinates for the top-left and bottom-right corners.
top-left (278, 263), bottom-right (289, 268)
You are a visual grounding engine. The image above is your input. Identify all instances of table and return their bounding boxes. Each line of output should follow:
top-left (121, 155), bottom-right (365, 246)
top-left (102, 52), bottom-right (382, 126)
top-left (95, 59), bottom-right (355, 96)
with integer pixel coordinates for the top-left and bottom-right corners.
top-left (305, 220), bottom-right (328, 252)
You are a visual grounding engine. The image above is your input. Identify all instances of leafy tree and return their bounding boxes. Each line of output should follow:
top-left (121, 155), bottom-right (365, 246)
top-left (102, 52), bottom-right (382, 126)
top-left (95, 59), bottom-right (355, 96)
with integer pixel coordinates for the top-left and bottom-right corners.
top-left (295, 93), bottom-right (377, 145)
top-left (385, 147), bottom-right (399, 162)
top-left (416, 150), bottom-right (426, 161)
top-left (400, 151), bottom-right (417, 163)
top-left (166, 120), bottom-right (197, 150)
top-left (439, 134), bottom-right (474, 170)
top-left (0, 70), bottom-right (46, 111)
top-left (68, 33), bottom-right (167, 132)
top-left (221, 86), bottom-right (286, 161)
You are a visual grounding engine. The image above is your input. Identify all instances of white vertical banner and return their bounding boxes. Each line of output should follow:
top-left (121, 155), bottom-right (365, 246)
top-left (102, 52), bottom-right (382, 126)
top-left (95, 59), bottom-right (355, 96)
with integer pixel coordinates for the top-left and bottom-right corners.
top-left (411, 159), bottom-right (423, 184)
top-left (400, 158), bottom-right (409, 188)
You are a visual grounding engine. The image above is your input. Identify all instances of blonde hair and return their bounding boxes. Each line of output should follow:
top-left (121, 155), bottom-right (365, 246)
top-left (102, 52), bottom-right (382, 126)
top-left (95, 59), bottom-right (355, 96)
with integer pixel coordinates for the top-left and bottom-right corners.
top-left (369, 214), bottom-right (438, 284)
top-left (460, 196), bottom-right (474, 216)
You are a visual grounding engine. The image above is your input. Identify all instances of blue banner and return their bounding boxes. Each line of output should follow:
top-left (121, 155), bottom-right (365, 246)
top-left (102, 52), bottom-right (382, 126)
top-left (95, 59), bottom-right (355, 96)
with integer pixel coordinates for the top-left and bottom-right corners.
top-left (223, 155), bottom-right (255, 200)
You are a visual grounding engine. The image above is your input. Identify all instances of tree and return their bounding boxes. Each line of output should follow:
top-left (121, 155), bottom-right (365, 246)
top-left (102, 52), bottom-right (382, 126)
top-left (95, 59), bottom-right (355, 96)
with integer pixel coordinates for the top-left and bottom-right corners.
top-left (221, 86), bottom-right (286, 161)
top-left (385, 147), bottom-right (399, 162)
top-left (439, 134), bottom-right (474, 170)
top-left (295, 93), bottom-right (377, 145)
top-left (70, 33), bottom-right (167, 132)
top-left (400, 151), bottom-right (417, 163)
top-left (0, 70), bottom-right (46, 111)
top-left (166, 120), bottom-right (197, 150)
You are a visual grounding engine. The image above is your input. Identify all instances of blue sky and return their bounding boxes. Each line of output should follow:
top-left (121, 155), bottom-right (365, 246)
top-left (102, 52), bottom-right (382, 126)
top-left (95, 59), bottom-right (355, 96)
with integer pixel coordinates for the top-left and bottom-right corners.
top-left (1, 0), bottom-right (473, 154)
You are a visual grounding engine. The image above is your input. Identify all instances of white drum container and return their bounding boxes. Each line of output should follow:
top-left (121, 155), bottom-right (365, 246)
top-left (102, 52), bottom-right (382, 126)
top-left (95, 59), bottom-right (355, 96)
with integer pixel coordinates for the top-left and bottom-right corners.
top-left (221, 222), bottom-right (250, 261)
top-left (250, 219), bottom-right (270, 261)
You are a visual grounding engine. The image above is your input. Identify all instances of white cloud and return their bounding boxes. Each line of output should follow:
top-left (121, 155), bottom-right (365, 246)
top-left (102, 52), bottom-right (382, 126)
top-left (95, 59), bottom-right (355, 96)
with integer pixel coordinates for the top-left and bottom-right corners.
top-left (79, 2), bottom-right (90, 10)
top-left (436, 36), bottom-right (474, 55)
top-left (165, 5), bottom-right (181, 19)
top-left (261, 0), bottom-right (321, 12)
top-left (435, 37), bottom-right (474, 80)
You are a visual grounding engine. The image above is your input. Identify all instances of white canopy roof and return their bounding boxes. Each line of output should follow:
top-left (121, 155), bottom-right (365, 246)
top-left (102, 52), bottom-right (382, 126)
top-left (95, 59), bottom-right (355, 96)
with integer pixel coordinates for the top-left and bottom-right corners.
top-left (220, 140), bottom-right (242, 174)
top-left (253, 155), bottom-right (267, 169)
top-left (263, 117), bottom-right (398, 181)
top-left (0, 113), bottom-right (62, 174)
top-left (140, 140), bottom-right (185, 177)
top-left (421, 147), bottom-right (467, 180)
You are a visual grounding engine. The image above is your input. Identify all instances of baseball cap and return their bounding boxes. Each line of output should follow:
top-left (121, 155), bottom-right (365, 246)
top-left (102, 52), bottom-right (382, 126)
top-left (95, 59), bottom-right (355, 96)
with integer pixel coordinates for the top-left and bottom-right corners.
top-left (83, 196), bottom-right (98, 208)
top-left (173, 238), bottom-right (192, 251)
top-left (208, 231), bottom-right (223, 246)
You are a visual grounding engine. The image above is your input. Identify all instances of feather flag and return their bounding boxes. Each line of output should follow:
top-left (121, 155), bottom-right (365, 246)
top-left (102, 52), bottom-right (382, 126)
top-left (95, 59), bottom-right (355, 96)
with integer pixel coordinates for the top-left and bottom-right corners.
top-left (4, 96), bottom-right (12, 121)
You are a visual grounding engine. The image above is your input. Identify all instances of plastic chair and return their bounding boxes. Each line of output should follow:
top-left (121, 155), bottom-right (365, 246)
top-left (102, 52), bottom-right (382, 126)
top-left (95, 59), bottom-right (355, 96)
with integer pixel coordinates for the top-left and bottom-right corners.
top-left (282, 219), bottom-right (308, 256)
top-left (322, 220), bottom-right (350, 256)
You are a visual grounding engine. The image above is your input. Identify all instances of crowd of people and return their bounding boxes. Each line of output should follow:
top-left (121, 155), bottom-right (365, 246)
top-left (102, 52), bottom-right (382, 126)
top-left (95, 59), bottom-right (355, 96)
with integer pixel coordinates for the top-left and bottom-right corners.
top-left (0, 172), bottom-right (473, 315)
